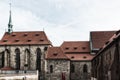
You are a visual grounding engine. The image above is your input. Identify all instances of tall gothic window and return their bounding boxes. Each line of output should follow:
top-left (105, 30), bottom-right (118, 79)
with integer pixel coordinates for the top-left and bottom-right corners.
top-left (83, 64), bottom-right (88, 73)
top-left (36, 48), bottom-right (41, 72)
top-left (24, 49), bottom-right (30, 69)
top-left (71, 64), bottom-right (75, 73)
top-left (5, 49), bottom-right (10, 67)
top-left (2, 52), bottom-right (4, 67)
top-left (15, 48), bottom-right (20, 70)
top-left (50, 65), bottom-right (53, 73)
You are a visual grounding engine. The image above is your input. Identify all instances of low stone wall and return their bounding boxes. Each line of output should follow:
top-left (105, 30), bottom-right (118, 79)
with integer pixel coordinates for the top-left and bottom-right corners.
top-left (0, 75), bottom-right (38, 80)
top-left (0, 70), bottom-right (38, 80)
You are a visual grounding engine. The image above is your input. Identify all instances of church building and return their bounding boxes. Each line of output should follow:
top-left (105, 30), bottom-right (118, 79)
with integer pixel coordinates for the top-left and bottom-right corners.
top-left (0, 4), bottom-right (119, 80)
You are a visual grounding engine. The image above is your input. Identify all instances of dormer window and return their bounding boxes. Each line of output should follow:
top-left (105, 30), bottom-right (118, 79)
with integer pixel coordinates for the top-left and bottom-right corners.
top-left (74, 47), bottom-right (77, 50)
top-left (115, 30), bottom-right (120, 35)
top-left (12, 34), bottom-right (16, 37)
top-left (35, 34), bottom-right (39, 36)
top-left (27, 40), bottom-right (31, 42)
top-left (40, 39), bottom-right (44, 41)
top-left (71, 56), bottom-right (74, 59)
top-left (83, 56), bottom-right (87, 59)
top-left (105, 41), bottom-right (109, 45)
top-left (65, 47), bottom-right (69, 50)
top-left (24, 33), bottom-right (28, 36)
top-left (3, 40), bottom-right (7, 42)
top-left (82, 47), bottom-right (86, 50)
top-left (53, 53), bottom-right (58, 56)
top-left (15, 39), bottom-right (19, 42)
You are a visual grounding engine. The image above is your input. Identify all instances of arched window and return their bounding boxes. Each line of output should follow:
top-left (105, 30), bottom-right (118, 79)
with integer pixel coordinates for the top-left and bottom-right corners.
top-left (83, 64), bottom-right (88, 73)
top-left (50, 65), bottom-right (53, 73)
top-left (1, 52), bottom-right (4, 68)
top-left (15, 48), bottom-right (20, 70)
top-left (71, 64), bottom-right (75, 73)
top-left (5, 49), bottom-right (10, 67)
top-left (36, 48), bottom-right (41, 72)
top-left (24, 49), bottom-right (30, 69)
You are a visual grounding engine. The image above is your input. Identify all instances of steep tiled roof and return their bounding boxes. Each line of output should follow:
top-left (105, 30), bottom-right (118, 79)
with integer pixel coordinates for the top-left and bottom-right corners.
top-left (90, 31), bottom-right (116, 50)
top-left (46, 47), bottom-right (69, 60)
top-left (61, 41), bottom-right (90, 53)
top-left (0, 31), bottom-right (51, 45)
top-left (93, 30), bottom-right (120, 60)
top-left (46, 41), bottom-right (94, 61)
top-left (66, 53), bottom-right (94, 61)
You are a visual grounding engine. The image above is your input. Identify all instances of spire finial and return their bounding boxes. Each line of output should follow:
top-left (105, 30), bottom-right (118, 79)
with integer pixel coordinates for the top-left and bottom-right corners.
top-left (8, 2), bottom-right (13, 34)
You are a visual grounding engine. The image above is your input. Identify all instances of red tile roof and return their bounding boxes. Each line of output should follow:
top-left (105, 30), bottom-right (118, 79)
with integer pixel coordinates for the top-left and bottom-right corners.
top-left (66, 53), bottom-right (94, 61)
top-left (46, 47), bottom-right (69, 60)
top-left (61, 41), bottom-right (90, 53)
top-left (0, 31), bottom-right (51, 45)
top-left (92, 30), bottom-right (120, 60)
top-left (46, 41), bottom-right (94, 61)
top-left (90, 31), bottom-right (116, 49)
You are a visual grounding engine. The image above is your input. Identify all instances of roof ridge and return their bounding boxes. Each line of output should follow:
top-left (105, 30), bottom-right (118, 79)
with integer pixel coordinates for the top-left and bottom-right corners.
top-left (90, 30), bottom-right (116, 32)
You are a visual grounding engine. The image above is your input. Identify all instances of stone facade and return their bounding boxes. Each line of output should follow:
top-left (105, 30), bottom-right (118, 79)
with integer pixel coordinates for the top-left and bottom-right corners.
top-left (0, 45), bottom-right (50, 80)
top-left (0, 45), bottom-right (49, 70)
top-left (91, 31), bottom-right (120, 80)
top-left (45, 60), bottom-right (70, 80)
top-left (70, 61), bottom-right (91, 80)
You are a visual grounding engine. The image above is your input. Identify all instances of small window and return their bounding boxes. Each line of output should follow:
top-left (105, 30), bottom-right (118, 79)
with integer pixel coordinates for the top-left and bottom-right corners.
top-left (115, 30), bottom-right (120, 35)
top-left (27, 40), bottom-right (31, 42)
top-left (24, 33), bottom-right (28, 36)
top-left (82, 47), bottom-right (86, 50)
top-left (83, 64), bottom-right (88, 73)
top-left (71, 64), bottom-right (75, 73)
top-left (53, 53), bottom-right (58, 56)
top-left (105, 41), bottom-right (109, 45)
top-left (50, 65), bottom-right (53, 73)
top-left (35, 34), bottom-right (39, 36)
top-left (83, 56), bottom-right (87, 59)
top-left (12, 34), bottom-right (16, 37)
top-left (3, 40), bottom-right (7, 42)
top-left (65, 47), bottom-right (69, 50)
top-left (74, 47), bottom-right (77, 50)
top-left (71, 56), bottom-right (74, 59)
top-left (15, 39), bottom-right (19, 42)
top-left (44, 47), bottom-right (48, 51)
top-left (40, 39), bottom-right (44, 41)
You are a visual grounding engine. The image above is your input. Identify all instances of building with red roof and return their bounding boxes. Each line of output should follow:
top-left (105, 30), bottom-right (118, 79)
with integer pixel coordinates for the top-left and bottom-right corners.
top-left (45, 41), bottom-right (94, 80)
top-left (91, 30), bottom-right (120, 80)
top-left (0, 5), bottom-right (119, 80)
top-left (0, 31), bottom-right (52, 79)
top-left (0, 31), bottom-right (51, 45)
top-left (90, 31), bottom-right (116, 54)
top-left (45, 47), bottom-right (70, 80)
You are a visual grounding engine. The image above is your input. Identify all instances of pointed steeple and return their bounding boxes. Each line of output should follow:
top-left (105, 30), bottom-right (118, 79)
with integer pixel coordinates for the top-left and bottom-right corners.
top-left (8, 3), bottom-right (13, 34)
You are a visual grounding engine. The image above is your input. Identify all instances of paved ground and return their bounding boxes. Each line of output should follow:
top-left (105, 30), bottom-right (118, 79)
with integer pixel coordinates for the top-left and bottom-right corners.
top-left (0, 74), bottom-right (38, 80)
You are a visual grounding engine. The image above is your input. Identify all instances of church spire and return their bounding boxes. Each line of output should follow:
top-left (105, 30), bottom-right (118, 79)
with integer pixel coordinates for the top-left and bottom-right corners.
top-left (8, 3), bottom-right (13, 34)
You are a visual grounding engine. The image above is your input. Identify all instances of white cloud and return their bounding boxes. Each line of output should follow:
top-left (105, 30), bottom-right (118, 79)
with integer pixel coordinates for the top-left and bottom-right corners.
top-left (0, 0), bottom-right (120, 46)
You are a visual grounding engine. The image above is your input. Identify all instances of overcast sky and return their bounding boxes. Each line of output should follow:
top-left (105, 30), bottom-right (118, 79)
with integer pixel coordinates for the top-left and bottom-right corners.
top-left (0, 0), bottom-right (120, 46)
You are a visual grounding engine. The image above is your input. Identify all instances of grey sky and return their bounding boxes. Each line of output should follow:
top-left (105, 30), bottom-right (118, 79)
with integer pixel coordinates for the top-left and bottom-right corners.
top-left (0, 0), bottom-right (119, 46)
